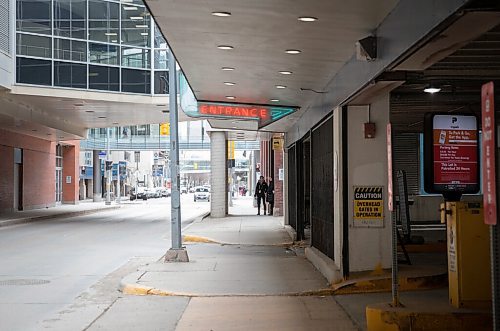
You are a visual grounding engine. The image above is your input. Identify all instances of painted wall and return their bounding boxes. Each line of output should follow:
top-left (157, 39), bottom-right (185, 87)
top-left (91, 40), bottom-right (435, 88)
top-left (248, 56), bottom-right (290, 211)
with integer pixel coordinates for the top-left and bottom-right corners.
top-left (347, 96), bottom-right (392, 272)
top-left (210, 131), bottom-right (227, 218)
top-left (0, 129), bottom-right (55, 211)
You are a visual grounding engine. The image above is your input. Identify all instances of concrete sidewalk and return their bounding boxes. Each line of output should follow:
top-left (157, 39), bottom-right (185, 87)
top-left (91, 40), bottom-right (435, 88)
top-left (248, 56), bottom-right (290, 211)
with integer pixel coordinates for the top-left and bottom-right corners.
top-left (117, 199), bottom-right (360, 330)
top-left (0, 200), bottom-right (122, 227)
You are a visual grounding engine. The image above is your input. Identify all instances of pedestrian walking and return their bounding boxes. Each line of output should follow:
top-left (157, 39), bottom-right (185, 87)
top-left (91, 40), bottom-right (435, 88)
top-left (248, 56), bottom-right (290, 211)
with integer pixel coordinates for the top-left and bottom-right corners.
top-left (254, 176), bottom-right (268, 215)
top-left (267, 177), bottom-right (274, 215)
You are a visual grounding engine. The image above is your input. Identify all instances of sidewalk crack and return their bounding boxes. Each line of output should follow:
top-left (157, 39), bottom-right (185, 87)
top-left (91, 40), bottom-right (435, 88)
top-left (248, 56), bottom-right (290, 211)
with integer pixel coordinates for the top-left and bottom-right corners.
top-left (82, 297), bottom-right (119, 331)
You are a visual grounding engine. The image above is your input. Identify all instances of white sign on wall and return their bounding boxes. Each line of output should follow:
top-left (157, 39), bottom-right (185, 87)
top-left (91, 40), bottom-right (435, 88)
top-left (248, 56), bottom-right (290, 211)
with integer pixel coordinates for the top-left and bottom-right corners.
top-left (66, 176), bottom-right (72, 184)
top-left (278, 168), bottom-right (284, 181)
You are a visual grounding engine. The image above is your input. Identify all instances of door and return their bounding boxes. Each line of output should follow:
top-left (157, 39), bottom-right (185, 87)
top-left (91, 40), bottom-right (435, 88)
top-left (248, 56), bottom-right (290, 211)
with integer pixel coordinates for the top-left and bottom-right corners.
top-left (55, 144), bottom-right (63, 204)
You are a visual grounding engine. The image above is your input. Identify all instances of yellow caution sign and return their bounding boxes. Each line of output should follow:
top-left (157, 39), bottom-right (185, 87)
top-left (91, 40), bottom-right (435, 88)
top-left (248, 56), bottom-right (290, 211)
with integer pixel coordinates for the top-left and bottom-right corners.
top-left (353, 187), bottom-right (384, 226)
top-left (272, 137), bottom-right (284, 150)
top-left (160, 123), bottom-right (170, 136)
top-left (227, 141), bottom-right (235, 160)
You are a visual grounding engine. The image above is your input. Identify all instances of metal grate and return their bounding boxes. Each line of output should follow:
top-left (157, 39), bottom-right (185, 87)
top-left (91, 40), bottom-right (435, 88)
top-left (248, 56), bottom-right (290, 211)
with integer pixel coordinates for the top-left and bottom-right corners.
top-left (287, 145), bottom-right (297, 231)
top-left (0, 0), bottom-right (8, 54)
top-left (393, 133), bottom-right (419, 195)
top-left (311, 117), bottom-right (334, 259)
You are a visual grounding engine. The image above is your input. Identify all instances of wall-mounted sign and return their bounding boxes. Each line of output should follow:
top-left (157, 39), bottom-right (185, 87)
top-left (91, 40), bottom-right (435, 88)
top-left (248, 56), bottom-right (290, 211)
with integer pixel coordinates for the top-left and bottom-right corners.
top-left (160, 123), bottom-right (170, 136)
top-left (272, 137), bottom-right (284, 150)
top-left (481, 82), bottom-right (497, 225)
top-left (278, 168), bottom-right (284, 181)
top-left (353, 186), bottom-right (384, 227)
top-left (66, 176), bottom-right (72, 184)
top-left (424, 113), bottom-right (480, 199)
top-left (227, 141), bottom-right (235, 160)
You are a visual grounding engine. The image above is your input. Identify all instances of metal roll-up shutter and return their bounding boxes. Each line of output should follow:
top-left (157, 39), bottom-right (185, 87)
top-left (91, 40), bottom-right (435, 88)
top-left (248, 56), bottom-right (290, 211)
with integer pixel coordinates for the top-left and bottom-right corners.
top-left (393, 133), bottom-right (419, 195)
top-left (311, 116), bottom-right (334, 259)
top-left (0, 0), bottom-right (8, 53)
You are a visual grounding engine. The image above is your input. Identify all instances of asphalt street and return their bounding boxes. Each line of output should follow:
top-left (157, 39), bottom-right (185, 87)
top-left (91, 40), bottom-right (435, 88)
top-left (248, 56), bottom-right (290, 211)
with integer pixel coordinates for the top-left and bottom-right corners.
top-left (0, 195), bottom-right (208, 331)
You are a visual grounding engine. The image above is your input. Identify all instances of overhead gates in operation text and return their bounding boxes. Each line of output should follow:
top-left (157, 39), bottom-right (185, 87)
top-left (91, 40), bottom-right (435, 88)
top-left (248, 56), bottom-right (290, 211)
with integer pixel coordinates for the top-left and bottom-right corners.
top-left (354, 186), bottom-right (384, 227)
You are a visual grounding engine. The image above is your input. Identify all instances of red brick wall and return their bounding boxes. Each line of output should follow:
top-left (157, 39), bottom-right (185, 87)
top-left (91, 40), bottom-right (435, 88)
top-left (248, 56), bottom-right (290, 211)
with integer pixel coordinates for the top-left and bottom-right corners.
top-left (62, 141), bottom-right (80, 204)
top-left (273, 149), bottom-right (284, 216)
top-left (0, 129), bottom-right (56, 211)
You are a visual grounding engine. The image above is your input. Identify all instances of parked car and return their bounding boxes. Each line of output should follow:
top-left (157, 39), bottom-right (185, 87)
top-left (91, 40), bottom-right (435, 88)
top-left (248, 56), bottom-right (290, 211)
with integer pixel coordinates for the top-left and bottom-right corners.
top-left (135, 187), bottom-right (148, 200)
top-left (180, 186), bottom-right (188, 194)
top-left (194, 186), bottom-right (210, 202)
top-left (189, 187), bottom-right (196, 193)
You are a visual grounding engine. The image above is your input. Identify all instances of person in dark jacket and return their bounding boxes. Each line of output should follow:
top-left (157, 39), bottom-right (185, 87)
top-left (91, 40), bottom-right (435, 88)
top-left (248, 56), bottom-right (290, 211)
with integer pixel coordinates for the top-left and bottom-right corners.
top-left (266, 177), bottom-right (274, 215)
top-left (254, 176), bottom-right (268, 215)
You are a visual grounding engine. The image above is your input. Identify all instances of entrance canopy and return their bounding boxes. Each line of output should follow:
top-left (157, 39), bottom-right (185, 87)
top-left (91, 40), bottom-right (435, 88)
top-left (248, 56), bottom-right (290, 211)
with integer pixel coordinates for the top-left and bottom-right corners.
top-left (145, 0), bottom-right (398, 132)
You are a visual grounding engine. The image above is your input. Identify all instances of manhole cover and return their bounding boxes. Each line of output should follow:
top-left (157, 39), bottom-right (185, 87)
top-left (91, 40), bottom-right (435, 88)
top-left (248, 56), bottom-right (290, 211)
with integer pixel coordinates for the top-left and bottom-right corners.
top-left (0, 279), bottom-right (50, 286)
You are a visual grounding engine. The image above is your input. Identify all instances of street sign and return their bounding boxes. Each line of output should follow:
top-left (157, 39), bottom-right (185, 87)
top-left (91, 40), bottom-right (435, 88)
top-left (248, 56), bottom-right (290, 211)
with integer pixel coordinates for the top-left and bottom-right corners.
top-left (482, 82), bottom-right (497, 225)
top-left (98, 151), bottom-right (106, 160)
top-left (272, 137), bottom-right (284, 150)
top-left (387, 123), bottom-right (394, 212)
top-left (160, 123), bottom-right (170, 136)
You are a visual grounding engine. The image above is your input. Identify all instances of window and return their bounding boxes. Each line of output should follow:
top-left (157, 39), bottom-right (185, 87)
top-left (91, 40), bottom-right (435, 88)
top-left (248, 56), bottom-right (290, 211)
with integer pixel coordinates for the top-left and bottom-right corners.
top-left (130, 125), bottom-right (151, 136)
top-left (89, 65), bottom-right (119, 91)
top-left (154, 71), bottom-right (168, 94)
top-left (90, 43), bottom-right (119, 65)
top-left (54, 61), bottom-right (86, 88)
top-left (16, 0), bottom-right (51, 35)
top-left (16, 33), bottom-right (51, 58)
top-left (16, 57), bottom-right (51, 85)
top-left (122, 47), bottom-right (150, 68)
top-left (122, 68), bottom-right (150, 94)
top-left (54, 38), bottom-right (86, 62)
top-left (121, 4), bottom-right (150, 47)
top-left (88, 0), bottom-right (119, 44)
top-left (153, 23), bottom-right (167, 48)
top-left (53, 0), bottom-right (86, 39)
top-left (154, 49), bottom-right (168, 69)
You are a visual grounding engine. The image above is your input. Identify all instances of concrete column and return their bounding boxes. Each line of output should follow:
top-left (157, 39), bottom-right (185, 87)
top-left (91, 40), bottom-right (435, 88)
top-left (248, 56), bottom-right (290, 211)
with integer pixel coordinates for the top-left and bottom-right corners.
top-left (93, 150), bottom-right (102, 202)
top-left (62, 142), bottom-right (79, 204)
top-left (273, 147), bottom-right (284, 216)
top-left (210, 131), bottom-right (227, 218)
top-left (347, 94), bottom-right (392, 272)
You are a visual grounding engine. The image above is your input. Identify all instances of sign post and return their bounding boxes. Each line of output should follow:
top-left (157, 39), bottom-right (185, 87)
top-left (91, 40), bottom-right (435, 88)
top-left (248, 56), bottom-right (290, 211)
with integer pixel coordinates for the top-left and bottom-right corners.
top-left (482, 81), bottom-right (499, 330)
top-left (387, 123), bottom-right (399, 307)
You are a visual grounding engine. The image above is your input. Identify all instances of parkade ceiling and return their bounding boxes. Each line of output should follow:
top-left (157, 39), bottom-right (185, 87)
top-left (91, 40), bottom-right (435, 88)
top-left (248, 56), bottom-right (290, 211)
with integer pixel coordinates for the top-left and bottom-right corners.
top-left (145, 0), bottom-right (399, 132)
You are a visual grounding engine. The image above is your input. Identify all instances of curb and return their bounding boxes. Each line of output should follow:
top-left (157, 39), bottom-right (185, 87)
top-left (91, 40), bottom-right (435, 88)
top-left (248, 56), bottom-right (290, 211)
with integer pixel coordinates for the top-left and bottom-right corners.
top-left (366, 302), bottom-right (492, 331)
top-left (0, 205), bottom-right (122, 228)
top-left (332, 272), bottom-right (448, 295)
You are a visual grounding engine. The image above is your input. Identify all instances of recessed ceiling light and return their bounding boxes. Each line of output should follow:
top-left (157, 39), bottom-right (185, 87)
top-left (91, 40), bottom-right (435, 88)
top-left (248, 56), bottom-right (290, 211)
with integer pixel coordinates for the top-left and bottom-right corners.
top-left (105, 32), bottom-right (117, 36)
top-left (298, 16), bottom-right (318, 22)
top-left (232, 126), bottom-right (238, 129)
top-left (130, 16), bottom-right (143, 20)
top-left (217, 45), bottom-right (234, 50)
top-left (212, 11), bottom-right (231, 17)
top-left (226, 96), bottom-right (236, 100)
top-left (74, 103), bottom-right (84, 106)
top-left (123, 6), bottom-right (138, 10)
top-left (224, 82), bottom-right (236, 86)
top-left (285, 49), bottom-right (301, 54)
top-left (47, 133), bottom-right (52, 136)
top-left (111, 40), bottom-right (117, 43)
top-left (85, 110), bottom-right (94, 113)
top-left (275, 85), bottom-right (287, 89)
top-left (112, 122), bottom-right (119, 125)
top-left (98, 116), bottom-right (106, 119)
top-left (31, 129), bottom-right (37, 132)
top-left (157, 104), bottom-right (167, 107)
top-left (162, 110), bottom-right (168, 113)
top-left (270, 99), bottom-right (280, 102)
top-left (279, 71), bottom-right (293, 75)
top-left (222, 67), bottom-right (235, 71)
top-left (140, 32), bottom-right (148, 36)
top-left (424, 87), bottom-right (441, 94)
top-left (136, 24), bottom-right (148, 28)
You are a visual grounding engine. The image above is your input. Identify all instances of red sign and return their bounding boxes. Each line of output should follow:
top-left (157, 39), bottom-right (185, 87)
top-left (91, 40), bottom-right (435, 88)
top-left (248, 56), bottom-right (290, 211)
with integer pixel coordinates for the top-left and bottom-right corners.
top-left (199, 103), bottom-right (270, 120)
top-left (482, 82), bottom-right (497, 225)
top-left (432, 114), bottom-right (478, 191)
top-left (387, 123), bottom-right (394, 212)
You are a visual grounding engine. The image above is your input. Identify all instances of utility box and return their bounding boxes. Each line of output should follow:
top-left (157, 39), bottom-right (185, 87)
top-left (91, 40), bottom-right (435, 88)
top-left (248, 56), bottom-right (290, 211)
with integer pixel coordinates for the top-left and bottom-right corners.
top-left (442, 201), bottom-right (491, 309)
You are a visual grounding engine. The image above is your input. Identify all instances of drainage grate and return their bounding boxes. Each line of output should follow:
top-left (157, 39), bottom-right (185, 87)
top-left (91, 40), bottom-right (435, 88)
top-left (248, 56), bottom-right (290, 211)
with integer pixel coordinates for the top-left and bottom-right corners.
top-left (0, 279), bottom-right (50, 286)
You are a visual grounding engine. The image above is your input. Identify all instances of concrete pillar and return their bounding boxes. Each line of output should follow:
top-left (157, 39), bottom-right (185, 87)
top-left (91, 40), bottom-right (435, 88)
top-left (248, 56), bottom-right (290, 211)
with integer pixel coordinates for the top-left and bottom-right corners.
top-left (273, 147), bottom-right (284, 216)
top-left (93, 150), bottom-right (102, 202)
top-left (346, 94), bottom-right (392, 272)
top-left (87, 180), bottom-right (94, 199)
top-left (210, 131), bottom-right (227, 218)
top-left (62, 142), bottom-right (79, 204)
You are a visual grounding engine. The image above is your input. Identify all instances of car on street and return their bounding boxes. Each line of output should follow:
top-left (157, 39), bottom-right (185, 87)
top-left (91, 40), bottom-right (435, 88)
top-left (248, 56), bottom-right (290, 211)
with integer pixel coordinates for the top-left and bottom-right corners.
top-left (194, 186), bottom-right (210, 202)
top-left (180, 186), bottom-right (188, 194)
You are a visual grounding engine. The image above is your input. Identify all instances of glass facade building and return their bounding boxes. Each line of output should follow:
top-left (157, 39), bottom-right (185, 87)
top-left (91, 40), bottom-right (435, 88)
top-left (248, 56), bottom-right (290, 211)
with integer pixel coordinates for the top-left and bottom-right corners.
top-left (15, 0), bottom-right (168, 95)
